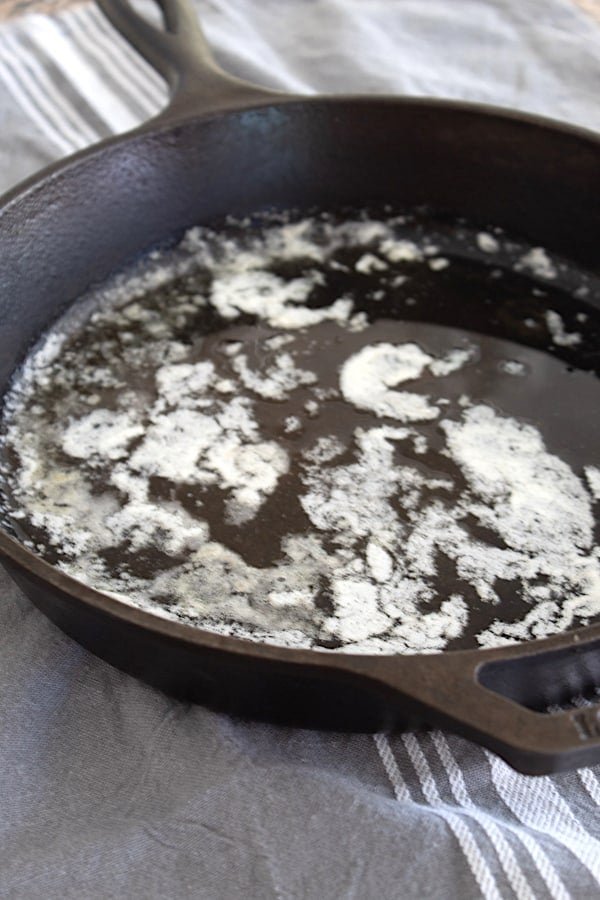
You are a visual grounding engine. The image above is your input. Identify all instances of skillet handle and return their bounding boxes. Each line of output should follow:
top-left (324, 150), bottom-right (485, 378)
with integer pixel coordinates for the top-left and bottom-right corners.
top-left (334, 628), bottom-right (600, 774)
top-left (97, 0), bottom-right (281, 118)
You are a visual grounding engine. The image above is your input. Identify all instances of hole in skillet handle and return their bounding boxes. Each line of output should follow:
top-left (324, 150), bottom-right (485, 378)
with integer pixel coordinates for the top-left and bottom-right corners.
top-left (124, 0), bottom-right (166, 30)
top-left (478, 635), bottom-right (600, 715)
top-left (98, 0), bottom-right (201, 89)
top-left (97, 0), bottom-right (282, 117)
top-left (99, 0), bottom-right (242, 102)
top-left (469, 630), bottom-right (600, 771)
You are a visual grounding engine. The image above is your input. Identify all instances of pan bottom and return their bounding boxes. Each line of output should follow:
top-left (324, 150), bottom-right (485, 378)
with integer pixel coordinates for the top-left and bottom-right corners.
top-left (1, 209), bottom-right (599, 654)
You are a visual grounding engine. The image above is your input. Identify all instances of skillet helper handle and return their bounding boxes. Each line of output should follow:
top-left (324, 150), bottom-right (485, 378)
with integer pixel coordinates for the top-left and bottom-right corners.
top-left (336, 629), bottom-right (600, 774)
top-left (97, 0), bottom-right (279, 117)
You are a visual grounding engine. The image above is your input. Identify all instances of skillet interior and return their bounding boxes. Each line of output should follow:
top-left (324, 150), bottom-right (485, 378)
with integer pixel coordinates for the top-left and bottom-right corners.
top-left (0, 98), bottom-right (599, 741)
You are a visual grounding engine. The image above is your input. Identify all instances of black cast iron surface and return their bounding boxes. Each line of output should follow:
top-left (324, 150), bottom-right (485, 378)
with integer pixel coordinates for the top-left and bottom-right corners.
top-left (0, 0), bottom-right (599, 773)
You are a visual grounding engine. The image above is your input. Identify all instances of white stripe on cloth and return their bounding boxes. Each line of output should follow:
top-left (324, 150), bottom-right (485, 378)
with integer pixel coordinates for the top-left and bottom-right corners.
top-left (25, 15), bottom-right (141, 134)
top-left (430, 732), bottom-right (570, 900)
top-left (374, 734), bottom-right (503, 900)
top-left (65, 6), bottom-right (163, 119)
top-left (0, 30), bottom-right (97, 148)
top-left (373, 733), bottom-right (412, 802)
top-left (0, 47), bottom-right (75, 156)
top-left (578, 768), bottom-right (600, 805)
top-left (57, 11), bottom-right (154, 120)
top-left (84, 4), bottom-right (166, 101)
top-left (488, 751), bottom-right (600, 883)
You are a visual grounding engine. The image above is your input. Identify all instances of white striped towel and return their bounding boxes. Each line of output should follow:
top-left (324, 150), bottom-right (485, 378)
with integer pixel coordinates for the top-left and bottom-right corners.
top-left (1, 2), bottom-right (600, 898)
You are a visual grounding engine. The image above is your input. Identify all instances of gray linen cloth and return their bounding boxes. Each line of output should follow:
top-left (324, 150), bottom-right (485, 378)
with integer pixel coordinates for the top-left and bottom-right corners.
top-left (1, 2), bottom-right (600, 897)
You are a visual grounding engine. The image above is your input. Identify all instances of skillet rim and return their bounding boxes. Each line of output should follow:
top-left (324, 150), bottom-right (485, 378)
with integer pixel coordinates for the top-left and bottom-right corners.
top-left (1, 91), bottom-right (600, 211)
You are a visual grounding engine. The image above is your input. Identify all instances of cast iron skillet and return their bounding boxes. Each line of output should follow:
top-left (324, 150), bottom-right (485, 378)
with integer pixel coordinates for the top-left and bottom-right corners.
top-left (0, 0), bottom-right (599, 775)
